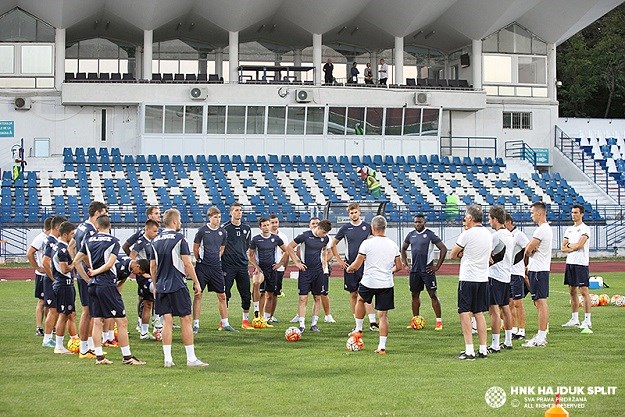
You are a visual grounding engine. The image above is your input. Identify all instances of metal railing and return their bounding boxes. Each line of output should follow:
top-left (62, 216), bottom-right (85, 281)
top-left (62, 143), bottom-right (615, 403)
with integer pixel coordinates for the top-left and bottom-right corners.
top-left (440, 136), bottom-right (497, 158)
top-left (505, 140), bottom-right (537, 167)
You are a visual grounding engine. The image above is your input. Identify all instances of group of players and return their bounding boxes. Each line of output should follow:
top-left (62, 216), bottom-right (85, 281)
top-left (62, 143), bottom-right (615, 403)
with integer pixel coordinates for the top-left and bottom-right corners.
top-left (28, 197), bottom-right (592, 364)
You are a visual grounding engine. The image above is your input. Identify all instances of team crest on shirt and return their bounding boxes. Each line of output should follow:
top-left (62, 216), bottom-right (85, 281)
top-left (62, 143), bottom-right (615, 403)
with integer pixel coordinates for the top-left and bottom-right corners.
top-left (362, 226), bottom-right (367, 230)
top-left (219, 231), bottom-right (223, 236)
top-left (423, 235), bottom-right (427, 239)
top-left (271, 238), bottom-right (275, 242)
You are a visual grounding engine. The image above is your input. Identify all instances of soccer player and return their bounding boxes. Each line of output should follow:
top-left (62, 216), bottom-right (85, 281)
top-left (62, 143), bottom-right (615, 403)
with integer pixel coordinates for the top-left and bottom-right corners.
top-left (523, 201), bottom-right (553, 348)
top-left (248, 218), bottom-right (300, 326)
top-left (400, 214), bottom-right (447, 330)
top-left (486, 206), bottom-right (514, 352)
top-left (122, 206), bottom-right (161, 255)
top-left (347, 215), bottom-right (401, 354)
top-left (71, 201), bottom-right (108, 358)
top-left (450, 205), bottom-right (492, 360)
top-left (330, 204), bottom-right (378, 330)
top-left (561, 204), bottom-right (592, 329)
top-left (129, 219), bottom-right (160, 337)
top-left (26, 217), bottom-right (52, 336)
top-left (193, 206), bottom-right (238, 333)
top-left (221, 203), bottom-right (253, 330)
top-left (150, 208), bottom-right (207, 367)
top-left (51, 221), bottom-right (77, 354)
top-left (267, 214), bottom-right (289, 323)
top-left (41, 215), bottom-right (66, 348)
top-left (76, 215), bottom-right (145, 365)
top-left (287, 219), bottom-right (331, 332)
top-left (505, 214), bottom-right (530, 340)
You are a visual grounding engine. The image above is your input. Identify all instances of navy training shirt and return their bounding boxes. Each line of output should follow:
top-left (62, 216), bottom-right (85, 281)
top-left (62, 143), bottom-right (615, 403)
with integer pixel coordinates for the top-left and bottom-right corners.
top-left (52, 240), bottom-right (73, 290)
top-left (74, 220), bottom-right (97, 254)
top-left (116, 256), bottom-right (133, 282)
top-left (152, 229), bottom-right (191, 294)
top-left (293, 230), bottom-right (329, 271)
top-left (221, 221), bottom-right (251, 269)
top-left (194, 225), bottom-right (227, 267)
top-left (250, 234), bottom-right (284, 268)
top-left (131, 234), bottom-right (154, 261)
top-left (80, 232), bottom-right (120, 287)
top-left (334, 221), bottom-right (371, 263)
top-left (404, 228), bottom-right (442, 273)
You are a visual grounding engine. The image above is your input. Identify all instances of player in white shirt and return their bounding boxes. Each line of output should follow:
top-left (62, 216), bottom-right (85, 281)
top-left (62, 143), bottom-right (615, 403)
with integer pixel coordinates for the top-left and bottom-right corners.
top-left (560, 205), bottom-right (592, 329)
top-left (346, 216), bottom-right (401, 354)
top-left (26, 217), bottom-right (52, 336)
top-left (505, 214), bottom-right (530, 340)
top-left (450, 205), bottom-right (493, 360)
top-left (523, 201), bottom-right (553, 347)
top-left (487, 207), bottom-right (515, 352)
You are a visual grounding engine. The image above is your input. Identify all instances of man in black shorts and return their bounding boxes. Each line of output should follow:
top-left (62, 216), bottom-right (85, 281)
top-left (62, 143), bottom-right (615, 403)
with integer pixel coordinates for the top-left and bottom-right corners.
top-left (26, 217), bottom-right (52, 336)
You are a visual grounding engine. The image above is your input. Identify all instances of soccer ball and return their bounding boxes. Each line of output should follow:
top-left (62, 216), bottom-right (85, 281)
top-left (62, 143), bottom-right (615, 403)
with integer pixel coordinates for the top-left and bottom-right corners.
top-left (610, 295), bottom-right (622, 306)
top-left (590, 294), bottom-right (600, 307)
top-left (410, 315), bottom-right (426, 330)
top-left (67, 337), bottom-right (80, 353)
top-left (614, 295), bottom-right (625, 307)
top-left (153, 327), bottom-right (162, 341)
top-left (346, 335), bottom-right (364, 351)
top-left (252, 317), bottom-right (267, 329)
top-left (599, 294), bottom-right (610, 306)
top-left (284, 327), bottom-right (302, 342)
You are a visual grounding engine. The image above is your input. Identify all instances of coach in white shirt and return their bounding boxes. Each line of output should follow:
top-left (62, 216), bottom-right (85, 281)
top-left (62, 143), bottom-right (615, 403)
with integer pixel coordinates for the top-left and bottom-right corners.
top-left (450, 205), bottom-right (493, 360)
top-left (346, 215), bottom-right (401, 354)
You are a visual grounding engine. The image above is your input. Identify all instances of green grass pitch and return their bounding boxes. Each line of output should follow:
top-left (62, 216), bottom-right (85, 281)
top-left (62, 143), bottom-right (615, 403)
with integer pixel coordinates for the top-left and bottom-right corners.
top-left (0, 272), bottom-right (623, 416)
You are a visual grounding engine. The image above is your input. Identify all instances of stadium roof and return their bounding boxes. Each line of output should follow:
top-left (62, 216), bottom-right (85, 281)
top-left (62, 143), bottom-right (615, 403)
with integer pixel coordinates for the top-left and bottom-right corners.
top-left (1, 0), bottom-right (623, 53)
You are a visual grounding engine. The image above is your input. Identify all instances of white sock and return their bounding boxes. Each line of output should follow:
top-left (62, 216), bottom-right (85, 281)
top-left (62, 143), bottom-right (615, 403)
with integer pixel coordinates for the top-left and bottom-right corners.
top-left (511, 326), bottom-right (518, 334)
top-left (141, 324), bottom-right (149, 334)
top-left (185, 345), bottom-right (197, 363)
top-left (264, 312), bottom-right (271, 320)
top-left (491, 334), bottom-right (500, 348)
top-left (436, 317), bottom-right (442, 323)
top-left (537, 330), bottom-right (547, 342)
top-left (518, 328), bottom-right (525, 336)
top-left (80, 341), bottom-right (89, 354)
top-left (88, 337), bottom-right (94, 350)
top-left (101, 332), bottom-right (107, 341)
top-left (299, 317), bottom-right (305, 328)
top-left (221, 318), bottom-right (229, 327)
top-left (378, 336), bottom-right (387, 350)
top-left (243, 312), bottom-right (249, 321)
top-left (121, 345), bottom-right (131, 356)
top-left (253, 302), bottom-right (259, 312)
top-left (193, 319), bottom-right (199, 327)
top-left (355, 318), bottom-right (364, 332)
top-left (504, 330), bottom-right (513, 345)
top-left (55, 335), bottom-right (64, 349)
top-left (163, 344), bottom-right (173, 363)
top-left (584, 313), bottom-right (591, 322)
top-left (572, 312), bottom-right (579, 322)
top-left (95, 346), bottom-right (104, 356)
top-left (368, 313), bottom-right (376, 324)
top-left (43, 333), bottom-right (52, 343)
top-left (465, 343), bottom-right (474, 356)
top-left (311, 315), bottom-right (319, 326)
top-left (479, 344), bottom-right (488, 355)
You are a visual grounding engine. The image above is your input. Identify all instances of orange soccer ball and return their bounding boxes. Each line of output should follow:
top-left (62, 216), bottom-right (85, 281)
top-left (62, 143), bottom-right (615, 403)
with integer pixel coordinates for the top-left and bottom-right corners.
top-left (410, 315), bottom-right (426, 330)
top-left (598, 294), bottom-right (610, 306)
top-left (284, 327), bottom-right (302, 342)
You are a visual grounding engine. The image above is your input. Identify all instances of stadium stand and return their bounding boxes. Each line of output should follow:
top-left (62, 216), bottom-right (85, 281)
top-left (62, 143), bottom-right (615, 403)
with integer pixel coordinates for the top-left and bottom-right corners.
top-left (0, 147), bottom-right (599, 225)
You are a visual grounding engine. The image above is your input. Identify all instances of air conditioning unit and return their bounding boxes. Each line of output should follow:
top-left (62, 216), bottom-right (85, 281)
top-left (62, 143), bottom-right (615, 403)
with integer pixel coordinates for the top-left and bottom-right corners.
top-left (14, 97), bottom-right (31, 110)
top-left (414, 92), bottom-right (430, 105)
top-left (189, 87), bottom-right (208, 100)
top-left (295, 89), bottom-right (313, 103)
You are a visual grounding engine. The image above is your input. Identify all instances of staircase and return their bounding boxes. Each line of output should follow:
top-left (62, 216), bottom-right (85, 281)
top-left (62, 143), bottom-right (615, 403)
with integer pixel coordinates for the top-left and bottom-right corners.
top-left (567, 181), bottom-right (616, 206)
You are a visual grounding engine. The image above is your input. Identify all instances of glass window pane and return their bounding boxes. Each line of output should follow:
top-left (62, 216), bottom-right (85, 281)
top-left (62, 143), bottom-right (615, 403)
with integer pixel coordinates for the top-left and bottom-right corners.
top-left (328, 107), bottom-right (346, 135)
top-left (482, 33), bottom-right (498, 52)
top-left (227, 106), bottom-right (245, 134)
top-left (246, 106), bottom-right (265, 134)
top-left (267, 106), bottom-right (286, 134)
top-left (499, 86), bottom-right (515, 96)
top-left (21, 45), bottom-right (53, 74)
top-left (0, 45), bottom-right (14, 74)
top-left (164, 105), bottom-right (184, 133)
top-left (499, 27), bottom-right (514, 53)
top-left (287, 107), bottom-right (305, 135)
top-left (365, 107), bottom-right (383, 135)
top-left (514, 26), bottom-right (532, 54)
top-left (306, 107), bottom-right (324, 135)
top-left (346, 107), bottom-right (365, 134)
top-left (385, 108), bottom-right (403, 135)
top-left (207, 106), bottom-right (226, 134)
top-left (484, 85), bottom-right (498, 96)
top-left (99, 59), bottom-right (118, 73)
top-left (503, 112), bottom-right (511, 129)
top-left (180, 60), bottom-right (198, 75)
top-left (532, 87), bottom-right (548, 97)
top-left (518, 56), bottom-right (546, 84)
top-left (483, 55), bottom-right (512, 83)
top-left (522, 113), bottom-right (532, 129)
top-left (421, 109), bottom-right (439, 136)
top-left (145, 105), bottom-right (163, 133)
top-left (159, 60), bottom-right (178, 74)
top-left (185, 106), bottom-right (203, 134)
top-left (403, 108), bottom-right (422, 136)
top-left (532, 38), bottom-right (547, 55)
top-left (33, 138), bottom-right (50, 157)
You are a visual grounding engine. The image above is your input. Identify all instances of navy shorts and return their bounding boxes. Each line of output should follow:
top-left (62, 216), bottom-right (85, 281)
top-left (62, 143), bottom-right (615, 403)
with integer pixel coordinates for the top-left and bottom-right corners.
top-left (564, 264), bottom-right (590, 287)
top-left (259, 265), bottom-right (277, 293)
top-left (321, 273), bottom-right (329, 296)
top-left (136, 276), bottom-right (154, 301)
top-left (298, 269), bottom-right (325, 296)
top-left (88, 284), bottom-right (126, 319)
top-left (275, 271), bottom-right (285, 295)
top-left (55, 286), bottom-right (77, 315)
top-left (224, 267), bottom-right (251, 309)
top-left (196, 263), bottom-right (225, 293)
top-left (489, 278), bottom-right (510, 307)
top-left (358, 284), bottom-right (394, 311)
top-left (155, 287), bottom-right (192, 317)
top-left (529, 271), bottom-right (549, 300)
top-left (77, 271), bottom-right (90, 307)
top-left (409, 270), bottom-right (437, 292)
top-left (34, 273), bottom-right (45, 300)
top-left (457, 281), bottom-right (489, 314)
top-left (343, 267), bottom-right (363, 292)
top-left (43, 276), bottom-right (56, 309)
top-left (510, 275), bottom-right (527, 300)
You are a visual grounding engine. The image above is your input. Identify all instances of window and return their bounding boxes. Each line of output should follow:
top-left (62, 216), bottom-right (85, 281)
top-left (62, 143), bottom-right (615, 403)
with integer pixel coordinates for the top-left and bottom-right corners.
top-left (403, 108), bottom-right (422, 136)
top-left (207, 106), bottom-right (225, 134)
top-left (0, 8), bottom-right (55, 42)
top-left (164, 106), bottom-right (184, 133)
top-left (365, 108), bottom-right (383, 135)
top-left (503, 112), bottom-right (531, 129)
top-left (483, 55), bottom-right (512, 83)
top-left (267, 106), bottom-right (286, 134)
top-left (246, 106), bottom-right (265, 134)
top-left (421, 109), bottom-right (440, 136)
top-left (226, 106), bottom-right (245, 134)
top-left (287, 107), bottom-right (305, 135)
top-left (145, 105), bottom-right (163, 133)
top-left (0, 45), bottom-right (14, 73)
top-left (185, 106), bottom-right (203, 134)
top-left (385, 108), bottom-right (403, 136)
top-left (33, 138), bottom-right (50, 157)
top-left (346, 107), bottom-right (365, 135)
top-left (518, 57), bottom-right (546, 84)
top-left (328, 107), bottom-right (346, 135)
top-left (306, 107), bottom-right (324, 135)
